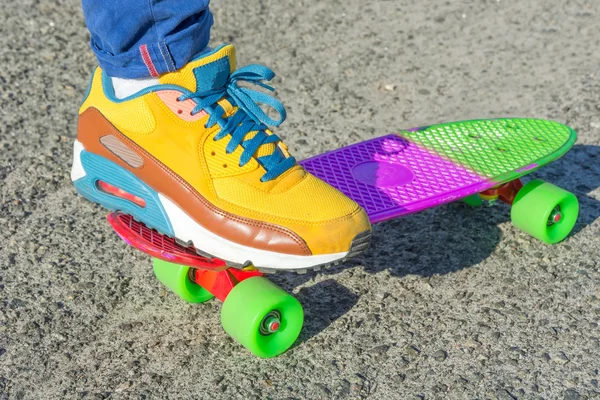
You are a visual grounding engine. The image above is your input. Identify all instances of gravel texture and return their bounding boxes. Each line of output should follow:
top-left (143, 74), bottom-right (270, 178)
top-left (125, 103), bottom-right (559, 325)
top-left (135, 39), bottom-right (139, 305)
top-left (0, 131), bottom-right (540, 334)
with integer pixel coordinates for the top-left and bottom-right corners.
top-left (1, 0), bottom-right (600, 399)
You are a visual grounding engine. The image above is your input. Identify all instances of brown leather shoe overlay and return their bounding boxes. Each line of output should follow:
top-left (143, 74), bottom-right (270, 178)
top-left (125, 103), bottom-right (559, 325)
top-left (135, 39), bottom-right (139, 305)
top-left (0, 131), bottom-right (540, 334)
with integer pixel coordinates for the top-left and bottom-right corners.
top-left (78, 107), bottom-right (311, 256)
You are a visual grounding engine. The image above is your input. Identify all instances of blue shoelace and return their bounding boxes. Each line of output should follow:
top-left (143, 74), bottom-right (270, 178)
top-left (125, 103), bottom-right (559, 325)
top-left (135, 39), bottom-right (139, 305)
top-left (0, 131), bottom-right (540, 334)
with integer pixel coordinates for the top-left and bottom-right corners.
top-left (178, 65), bottom-right (296, 182)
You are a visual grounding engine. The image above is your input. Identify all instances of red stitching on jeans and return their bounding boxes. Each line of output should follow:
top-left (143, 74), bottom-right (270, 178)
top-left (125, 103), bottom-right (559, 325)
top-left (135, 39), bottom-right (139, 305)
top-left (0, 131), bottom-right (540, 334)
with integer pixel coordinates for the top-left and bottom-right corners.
top-left (139, 44), bottom-right (159, 77)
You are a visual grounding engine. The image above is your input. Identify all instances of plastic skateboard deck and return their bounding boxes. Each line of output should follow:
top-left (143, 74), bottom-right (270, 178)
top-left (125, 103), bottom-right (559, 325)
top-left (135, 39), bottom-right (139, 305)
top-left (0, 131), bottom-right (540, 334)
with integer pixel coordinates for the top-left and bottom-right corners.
top-left (108, 212), bottom-right (228, 271)
top-left (300, 118), bottom-right (576, 223)
top-left (106, 117), bottom-right (578, 358)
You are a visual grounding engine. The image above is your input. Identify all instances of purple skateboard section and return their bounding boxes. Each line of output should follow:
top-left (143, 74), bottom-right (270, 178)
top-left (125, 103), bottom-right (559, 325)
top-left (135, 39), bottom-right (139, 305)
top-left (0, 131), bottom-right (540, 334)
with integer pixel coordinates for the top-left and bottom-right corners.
top-left (300, 134), bottom-right (495, 224)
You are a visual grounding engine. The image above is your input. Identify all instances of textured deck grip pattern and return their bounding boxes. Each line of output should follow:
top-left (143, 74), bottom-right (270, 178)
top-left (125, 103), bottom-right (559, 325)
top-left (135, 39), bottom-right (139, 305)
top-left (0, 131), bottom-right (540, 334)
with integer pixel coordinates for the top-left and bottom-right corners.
top-left (301, 119), bottom-right (575, 223)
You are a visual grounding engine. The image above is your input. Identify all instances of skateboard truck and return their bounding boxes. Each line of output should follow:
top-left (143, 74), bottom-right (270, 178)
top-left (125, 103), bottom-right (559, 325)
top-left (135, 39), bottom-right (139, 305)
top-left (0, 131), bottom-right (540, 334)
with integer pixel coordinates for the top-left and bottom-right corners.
top-left (188, 264), bottom-right (262, 302)
top-left (479, 179), bottom-right (524, 206)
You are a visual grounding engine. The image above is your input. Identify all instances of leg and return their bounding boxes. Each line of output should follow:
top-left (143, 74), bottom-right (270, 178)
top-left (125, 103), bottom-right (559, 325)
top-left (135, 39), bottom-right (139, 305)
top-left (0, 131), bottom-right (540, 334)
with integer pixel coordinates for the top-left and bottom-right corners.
top-left (81, 0), bottom-right (213, 79)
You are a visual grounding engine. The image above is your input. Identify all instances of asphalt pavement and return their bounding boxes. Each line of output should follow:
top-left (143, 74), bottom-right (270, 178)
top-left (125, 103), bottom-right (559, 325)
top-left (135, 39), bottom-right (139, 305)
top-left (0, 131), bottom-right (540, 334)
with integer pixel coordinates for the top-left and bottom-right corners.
top-left (1, 0), bottom-right (599, 398)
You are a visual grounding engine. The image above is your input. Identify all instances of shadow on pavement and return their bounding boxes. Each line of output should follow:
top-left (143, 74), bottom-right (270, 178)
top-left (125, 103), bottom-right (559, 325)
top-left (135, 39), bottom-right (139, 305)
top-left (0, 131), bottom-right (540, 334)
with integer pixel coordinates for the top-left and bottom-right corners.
top-left (287, 279), bottom-right (359, 348)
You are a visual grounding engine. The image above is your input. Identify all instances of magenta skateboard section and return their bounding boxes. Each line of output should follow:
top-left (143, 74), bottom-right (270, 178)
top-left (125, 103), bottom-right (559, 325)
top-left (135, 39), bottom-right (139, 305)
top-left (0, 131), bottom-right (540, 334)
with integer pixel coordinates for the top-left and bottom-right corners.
top-left (300, 134), bottom-right (492, 223)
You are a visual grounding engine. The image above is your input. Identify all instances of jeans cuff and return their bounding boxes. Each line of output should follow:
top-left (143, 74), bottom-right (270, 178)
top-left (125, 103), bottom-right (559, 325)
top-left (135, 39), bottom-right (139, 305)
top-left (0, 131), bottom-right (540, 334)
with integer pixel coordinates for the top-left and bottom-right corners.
top-left (91, 16), bottom-right (211, 79)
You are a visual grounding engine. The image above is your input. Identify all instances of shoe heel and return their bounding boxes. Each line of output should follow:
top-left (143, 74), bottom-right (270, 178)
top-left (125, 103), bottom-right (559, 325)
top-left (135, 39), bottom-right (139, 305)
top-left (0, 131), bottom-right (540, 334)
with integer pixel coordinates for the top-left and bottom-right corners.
top-left (71, 140), bottom-right (174, 236)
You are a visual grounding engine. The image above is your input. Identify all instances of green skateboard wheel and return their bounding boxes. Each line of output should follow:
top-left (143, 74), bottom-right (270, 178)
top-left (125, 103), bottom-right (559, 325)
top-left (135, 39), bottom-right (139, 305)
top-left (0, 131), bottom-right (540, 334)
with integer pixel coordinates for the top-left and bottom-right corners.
top-left (221, 277), bottom-right (303, 358)
top-left (462, 194), bottom-right (483, 207)
top-left (511, 179), bottom-right (578, 244)
top-left (153, 258), bottom-right (214, 303)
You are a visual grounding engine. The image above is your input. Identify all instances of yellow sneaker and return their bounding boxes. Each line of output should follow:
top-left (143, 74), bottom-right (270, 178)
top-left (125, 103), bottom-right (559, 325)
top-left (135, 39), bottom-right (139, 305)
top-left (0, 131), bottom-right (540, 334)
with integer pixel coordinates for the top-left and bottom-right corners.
top-left (72, 44), bottom-right (371, 271)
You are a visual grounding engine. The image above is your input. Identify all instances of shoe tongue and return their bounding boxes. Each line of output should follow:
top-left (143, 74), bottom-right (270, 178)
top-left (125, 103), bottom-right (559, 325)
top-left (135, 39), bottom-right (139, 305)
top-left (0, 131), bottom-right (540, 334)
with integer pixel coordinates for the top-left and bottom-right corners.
top-left (159, 45), bottom-right (237, 93)
top-left (159, 44), bottom-right (283, 175)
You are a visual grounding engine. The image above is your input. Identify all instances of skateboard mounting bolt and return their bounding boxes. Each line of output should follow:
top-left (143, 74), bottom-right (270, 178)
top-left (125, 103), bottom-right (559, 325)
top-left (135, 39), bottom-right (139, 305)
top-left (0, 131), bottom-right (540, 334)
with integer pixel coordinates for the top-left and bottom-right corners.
top-left (548, 206), bottom-right (562, 226)
top-left (260, 311), bottom-right (282, 335)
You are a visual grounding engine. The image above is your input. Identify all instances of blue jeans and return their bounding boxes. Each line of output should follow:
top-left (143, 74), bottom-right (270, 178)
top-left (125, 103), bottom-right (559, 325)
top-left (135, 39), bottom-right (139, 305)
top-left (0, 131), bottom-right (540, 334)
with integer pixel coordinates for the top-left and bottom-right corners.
top-left (82, 0), bottom-right (213, 78)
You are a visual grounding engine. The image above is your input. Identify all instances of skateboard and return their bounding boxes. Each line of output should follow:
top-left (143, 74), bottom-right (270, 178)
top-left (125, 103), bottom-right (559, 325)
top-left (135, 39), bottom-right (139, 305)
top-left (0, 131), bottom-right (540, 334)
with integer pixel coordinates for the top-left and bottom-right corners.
top-left (107, 118), bottom-right (578, 358)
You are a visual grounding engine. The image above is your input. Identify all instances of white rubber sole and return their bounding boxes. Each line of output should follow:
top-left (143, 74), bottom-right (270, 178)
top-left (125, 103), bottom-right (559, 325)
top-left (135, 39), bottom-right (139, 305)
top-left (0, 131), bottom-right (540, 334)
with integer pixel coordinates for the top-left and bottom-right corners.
top-left (158, 194), bottom-right (349, 270)
top-left (71, 140), bottom-right (86, 181)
